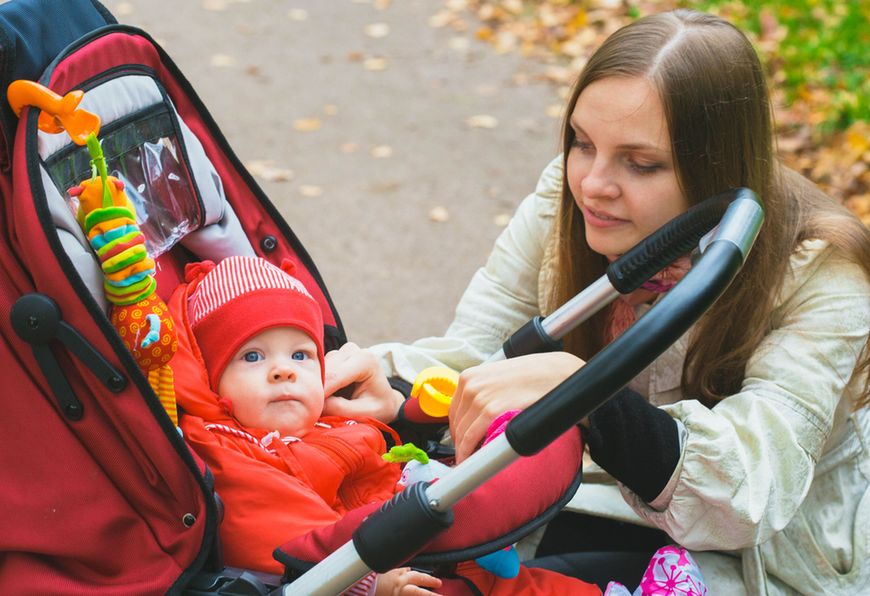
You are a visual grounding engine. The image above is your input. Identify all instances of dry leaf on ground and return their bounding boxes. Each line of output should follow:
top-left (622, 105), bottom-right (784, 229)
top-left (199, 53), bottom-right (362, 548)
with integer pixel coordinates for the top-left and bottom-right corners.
top-left (293, 118), bottom-right (323, 132)
top-left (202, 0), bottom-right (227, 11)
top-left (245, 160), bottom-right (294, 182)
top-left (210, 54), bottom-right (236, 67)
top-left (363, 57), bottom-right (389, 71)
top-left (365, 23), bottom-right (390, 38)
top-left (467, 114), bottom-right (498, 129)
top-left (299, 185), bottom-right (324, 198)
top-left (114, 2), bottom-right (134, 16)
top-left (429, 206), bottom-right (450, 222)
top-left (370, 145), bottom-right (393, 158)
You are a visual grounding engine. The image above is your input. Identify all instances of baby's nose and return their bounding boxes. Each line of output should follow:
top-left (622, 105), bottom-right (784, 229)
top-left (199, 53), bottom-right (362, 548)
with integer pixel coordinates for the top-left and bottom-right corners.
top-left (271, 365), bottom-right (297, 382)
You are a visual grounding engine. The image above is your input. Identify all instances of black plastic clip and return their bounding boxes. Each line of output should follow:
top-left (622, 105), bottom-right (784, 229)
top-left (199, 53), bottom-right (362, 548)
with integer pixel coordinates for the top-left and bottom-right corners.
top-left (353, 481), bottom-right (454, 573)
top-left (10, 293), bottom-right (126, 420)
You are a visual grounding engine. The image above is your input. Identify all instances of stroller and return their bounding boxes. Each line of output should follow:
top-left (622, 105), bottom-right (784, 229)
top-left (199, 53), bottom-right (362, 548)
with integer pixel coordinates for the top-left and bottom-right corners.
top-left (0, 1), bottom-right (762, 594)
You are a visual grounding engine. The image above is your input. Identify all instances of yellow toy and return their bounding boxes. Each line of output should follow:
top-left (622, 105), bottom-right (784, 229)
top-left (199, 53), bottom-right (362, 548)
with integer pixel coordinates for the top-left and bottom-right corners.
top-left (411, 366), bottom-right (460, 418)
top-left (8, 80), bottom-right (179, 426)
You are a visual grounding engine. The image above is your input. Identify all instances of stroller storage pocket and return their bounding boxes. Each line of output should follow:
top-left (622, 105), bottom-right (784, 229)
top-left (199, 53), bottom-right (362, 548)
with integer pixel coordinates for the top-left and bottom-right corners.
top-left (42, 75), bottom-right (204, 258)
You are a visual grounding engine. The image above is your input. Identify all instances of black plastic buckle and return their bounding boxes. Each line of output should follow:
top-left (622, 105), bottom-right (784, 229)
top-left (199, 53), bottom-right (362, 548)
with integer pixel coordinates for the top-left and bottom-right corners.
top-left (10, 293), bottom-right (126, 420)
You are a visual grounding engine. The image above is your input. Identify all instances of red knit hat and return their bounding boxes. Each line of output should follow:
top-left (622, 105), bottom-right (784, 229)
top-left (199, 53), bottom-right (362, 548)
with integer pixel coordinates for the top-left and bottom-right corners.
top-left (186, 256), bottom-right (324, 389)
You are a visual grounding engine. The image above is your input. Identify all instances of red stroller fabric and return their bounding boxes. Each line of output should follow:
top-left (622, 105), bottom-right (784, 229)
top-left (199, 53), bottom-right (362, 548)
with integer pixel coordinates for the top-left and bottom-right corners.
top-left (0, 104), bottom-right (213, 595)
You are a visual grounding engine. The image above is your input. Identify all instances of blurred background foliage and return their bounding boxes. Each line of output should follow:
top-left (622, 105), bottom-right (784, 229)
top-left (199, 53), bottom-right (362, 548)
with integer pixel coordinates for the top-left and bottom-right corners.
top-left (438, 0), bottom-right (869, 224)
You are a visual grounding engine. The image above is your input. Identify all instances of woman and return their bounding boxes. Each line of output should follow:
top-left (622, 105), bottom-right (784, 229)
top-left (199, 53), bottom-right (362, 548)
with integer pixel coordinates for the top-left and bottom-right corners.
top-left (324, 9), bottom-right (870, 594)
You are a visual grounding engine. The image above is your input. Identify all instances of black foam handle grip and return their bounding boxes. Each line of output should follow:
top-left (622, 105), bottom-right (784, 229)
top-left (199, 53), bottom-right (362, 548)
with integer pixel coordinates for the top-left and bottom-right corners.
top-left (506, 240), bottom-right (744, 456)
top-left (606, 188), bottom-right (742, 294)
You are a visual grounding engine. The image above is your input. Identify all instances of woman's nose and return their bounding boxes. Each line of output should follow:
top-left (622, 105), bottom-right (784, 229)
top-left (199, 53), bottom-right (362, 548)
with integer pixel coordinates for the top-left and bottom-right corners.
top-left (580, 159), bottom-right (619, 199)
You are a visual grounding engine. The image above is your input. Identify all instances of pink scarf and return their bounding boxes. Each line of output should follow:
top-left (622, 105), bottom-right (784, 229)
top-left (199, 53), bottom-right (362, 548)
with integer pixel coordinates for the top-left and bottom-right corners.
top-left (605, 256), bottom-right (692, 342)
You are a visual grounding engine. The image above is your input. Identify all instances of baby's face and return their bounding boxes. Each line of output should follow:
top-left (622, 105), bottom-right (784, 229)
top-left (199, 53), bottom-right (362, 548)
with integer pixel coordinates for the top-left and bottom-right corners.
top-left (218, 326), bottom-right (323, 437)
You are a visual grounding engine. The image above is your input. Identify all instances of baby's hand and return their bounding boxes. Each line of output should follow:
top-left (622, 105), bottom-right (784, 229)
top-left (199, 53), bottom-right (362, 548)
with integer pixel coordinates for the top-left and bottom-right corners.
top-left (374, 567), bottom-right (442, 596)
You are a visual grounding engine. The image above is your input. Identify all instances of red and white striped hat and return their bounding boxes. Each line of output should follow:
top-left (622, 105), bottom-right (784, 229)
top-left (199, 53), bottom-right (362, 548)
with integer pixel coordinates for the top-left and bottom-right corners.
top-left (185, 256), bottom-right (324, 389)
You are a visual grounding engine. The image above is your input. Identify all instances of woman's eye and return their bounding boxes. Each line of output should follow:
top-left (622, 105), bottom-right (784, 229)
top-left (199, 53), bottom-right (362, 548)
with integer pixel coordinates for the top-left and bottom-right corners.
top-left (243, 351), bottom-right (263, 363)
top-left (628, 160), bottom-right (662, 175)
top-left (572, 138), bottom-right (594, 153)
top-left (291, 351), bottom-right (308, 361)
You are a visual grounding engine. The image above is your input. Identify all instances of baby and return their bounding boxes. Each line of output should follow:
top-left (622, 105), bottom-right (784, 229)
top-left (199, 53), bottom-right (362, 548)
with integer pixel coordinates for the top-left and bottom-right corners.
top-left (183, 255), bottom-right (439, 595)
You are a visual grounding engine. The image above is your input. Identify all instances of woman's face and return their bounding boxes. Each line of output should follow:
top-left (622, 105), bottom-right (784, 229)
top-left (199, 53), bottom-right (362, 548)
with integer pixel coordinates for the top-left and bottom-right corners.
top-left (567, 76), bottom-right (689, 256)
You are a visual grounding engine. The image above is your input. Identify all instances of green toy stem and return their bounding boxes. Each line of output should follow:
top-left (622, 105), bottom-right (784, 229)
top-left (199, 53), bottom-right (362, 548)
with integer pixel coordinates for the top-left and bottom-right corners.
top-left (85, 132), bottom-right (112, 208)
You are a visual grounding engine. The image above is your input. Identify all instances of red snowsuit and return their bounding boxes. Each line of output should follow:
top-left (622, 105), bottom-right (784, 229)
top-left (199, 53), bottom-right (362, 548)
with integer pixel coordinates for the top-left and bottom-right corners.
top-left (168, 282), bottom-right (599, 594)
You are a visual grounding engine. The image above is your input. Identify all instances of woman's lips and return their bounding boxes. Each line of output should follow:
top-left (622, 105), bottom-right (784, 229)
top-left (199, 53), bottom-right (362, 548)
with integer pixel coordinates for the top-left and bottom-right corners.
top-left (581, 204), bottom-right (629, 228)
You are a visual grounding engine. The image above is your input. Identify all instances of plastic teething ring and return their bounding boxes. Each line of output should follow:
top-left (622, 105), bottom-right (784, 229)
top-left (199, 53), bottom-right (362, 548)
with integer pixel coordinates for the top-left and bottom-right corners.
top-left (411, 366), bottom-right (460, 418)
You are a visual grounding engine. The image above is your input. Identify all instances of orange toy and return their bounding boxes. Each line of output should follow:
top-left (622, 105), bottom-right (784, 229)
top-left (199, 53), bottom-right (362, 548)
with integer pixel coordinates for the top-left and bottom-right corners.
top-left (9, 80), bottom-right (179, 426)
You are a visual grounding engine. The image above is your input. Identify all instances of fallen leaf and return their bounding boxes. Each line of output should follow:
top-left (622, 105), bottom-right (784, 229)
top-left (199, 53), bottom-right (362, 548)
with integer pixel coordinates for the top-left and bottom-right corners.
top-left (494, 213), bottom-right (511, 226)
top-left (114, 2), bottom-right (134, 16)
top-left (288, 8), bottom-right (308, 21)
top-left (347, 51), bottom-right (364, 62)
top-left (293, 118), bottom-right (322, 132)
top-left (467, 114), bottom-right (498, 129)
top-left (299, 185), bottom-right (323, 197)
top-left (365, 23), bottom-right (390, 39)
top-left (370, 181), bottom-right (401, 193)
top-left (373, 0), bottom-right (391, 9)
top-left (363, 57), bottom-right (388, 71)
top-left (245, 160), bottom-right (294, 182)
top-left (428, 11), bottom-right (453, 28)
top-left (546, 104), bottom-right (563, 119)
top-left (449, 37), bottom-right (470, 51)
top-left (429, 206), bottom-right (450, 222)
top-left (202, 0), bottom-right (227, 11)
top-left (476, 26), bottom-right (494, 41)
top-left (210, 54), bottom-right (237, 67)
top-left (370, 145), bottom-right (393, 158)
top-left (323, 104), bottom-right (339, 116)
top-left (339, 142), bottom-right (359, 153)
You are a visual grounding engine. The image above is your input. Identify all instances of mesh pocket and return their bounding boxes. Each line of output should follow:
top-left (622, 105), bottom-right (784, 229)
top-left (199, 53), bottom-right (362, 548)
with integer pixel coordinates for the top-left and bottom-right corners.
top-left (45, 105), bottom-right (203, 257)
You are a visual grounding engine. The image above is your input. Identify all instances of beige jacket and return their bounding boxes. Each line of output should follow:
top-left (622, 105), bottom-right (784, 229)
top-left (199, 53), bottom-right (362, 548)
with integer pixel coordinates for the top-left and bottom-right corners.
top-left (371, 157), bottom-right (870, 595)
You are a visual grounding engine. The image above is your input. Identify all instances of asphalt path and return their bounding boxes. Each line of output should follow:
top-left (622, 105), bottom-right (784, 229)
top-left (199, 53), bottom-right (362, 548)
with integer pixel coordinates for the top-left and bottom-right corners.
top-left (118, 0), bottom-right (562, 346)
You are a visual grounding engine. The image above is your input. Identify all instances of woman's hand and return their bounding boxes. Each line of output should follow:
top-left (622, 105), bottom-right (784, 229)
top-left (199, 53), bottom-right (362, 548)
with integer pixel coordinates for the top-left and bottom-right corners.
top-left (449, 352), bottom-right (585, 462)
top-left (374, 567), bottom-right (442, 596)
top-left (322, 342), bottom-right (404, 423)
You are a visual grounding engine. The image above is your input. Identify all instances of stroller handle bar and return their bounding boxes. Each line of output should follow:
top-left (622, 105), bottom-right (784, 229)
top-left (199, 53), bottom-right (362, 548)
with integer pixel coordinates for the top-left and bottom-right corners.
top-left (285, 188), bottom-right (763, 595)
top-left (494, 187), bottom-right (762, 362)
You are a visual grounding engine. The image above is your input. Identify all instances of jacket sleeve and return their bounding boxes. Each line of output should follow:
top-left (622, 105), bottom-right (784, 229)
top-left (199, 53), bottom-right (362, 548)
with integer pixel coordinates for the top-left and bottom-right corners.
top-left (621, 242), bottom-right (870, 551)
top-left (184, 425), bottom-right (344, 575)
top-left (370, 156), bottom-right (563, 381)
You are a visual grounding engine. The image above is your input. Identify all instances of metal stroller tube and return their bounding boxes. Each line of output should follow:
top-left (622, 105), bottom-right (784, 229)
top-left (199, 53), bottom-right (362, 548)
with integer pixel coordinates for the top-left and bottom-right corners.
top-left (284, 188), bottom-right (763, 595)
top-left (493, 187), bottom-right (760, 362)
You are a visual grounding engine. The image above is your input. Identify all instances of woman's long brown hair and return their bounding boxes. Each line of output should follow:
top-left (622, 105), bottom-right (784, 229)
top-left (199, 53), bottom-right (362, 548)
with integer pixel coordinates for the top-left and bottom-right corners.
top-left (549, 9), bottom-right (870, 406)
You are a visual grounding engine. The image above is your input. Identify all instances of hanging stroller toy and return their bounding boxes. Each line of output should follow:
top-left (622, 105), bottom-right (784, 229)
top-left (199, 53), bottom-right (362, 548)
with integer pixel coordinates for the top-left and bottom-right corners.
top-left (8, 80), bottom-right (179, 426)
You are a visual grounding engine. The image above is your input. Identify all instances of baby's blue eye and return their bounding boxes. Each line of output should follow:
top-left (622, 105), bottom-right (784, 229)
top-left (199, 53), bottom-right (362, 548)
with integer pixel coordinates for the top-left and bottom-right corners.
top-left (292, 351), bottom-right (307, 361)
top-left (243, 351), bottom-right (263, 363)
